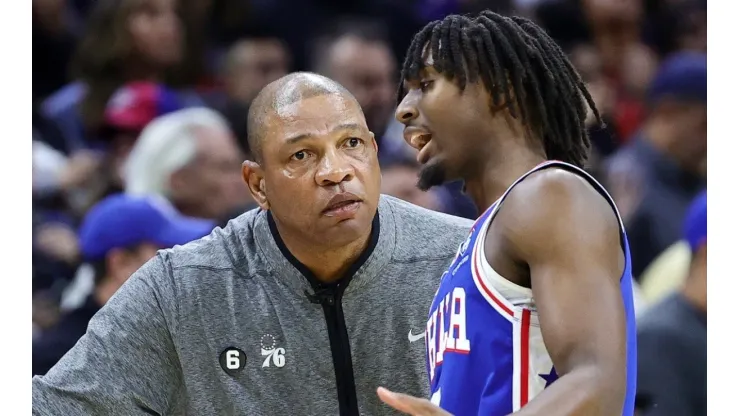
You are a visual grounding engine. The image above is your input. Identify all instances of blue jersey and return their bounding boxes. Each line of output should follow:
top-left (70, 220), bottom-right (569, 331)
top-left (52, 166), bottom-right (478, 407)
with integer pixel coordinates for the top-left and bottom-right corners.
top-left (425, 161), bottom-right (637, 416)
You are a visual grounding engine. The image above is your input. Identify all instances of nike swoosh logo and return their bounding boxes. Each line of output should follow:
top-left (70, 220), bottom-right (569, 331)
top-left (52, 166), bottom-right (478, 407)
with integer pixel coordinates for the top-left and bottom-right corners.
top-left (408, 329), bottom-right (426, 343)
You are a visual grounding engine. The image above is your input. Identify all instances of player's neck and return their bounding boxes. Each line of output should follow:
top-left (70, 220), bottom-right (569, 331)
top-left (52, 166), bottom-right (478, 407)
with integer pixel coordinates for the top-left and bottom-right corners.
top-left (463, 148), bottom-right (546, 214)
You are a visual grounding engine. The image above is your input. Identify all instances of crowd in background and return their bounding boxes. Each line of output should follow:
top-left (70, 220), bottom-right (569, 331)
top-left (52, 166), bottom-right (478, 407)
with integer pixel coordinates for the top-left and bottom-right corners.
top-left (32, 0), bottom-right (707, 414)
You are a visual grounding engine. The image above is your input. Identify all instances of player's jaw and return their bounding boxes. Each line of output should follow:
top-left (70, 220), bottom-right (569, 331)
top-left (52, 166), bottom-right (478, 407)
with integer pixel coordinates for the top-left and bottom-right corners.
top-left (403, 126), bottom-right (449, 191)
top-left (417, 159), bottom-right (447, 191)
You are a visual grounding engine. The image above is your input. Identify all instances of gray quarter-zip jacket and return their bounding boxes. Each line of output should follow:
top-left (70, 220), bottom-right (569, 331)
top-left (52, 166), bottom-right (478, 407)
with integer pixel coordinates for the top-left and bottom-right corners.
top-left (32, 195), bottom-right (473, 416)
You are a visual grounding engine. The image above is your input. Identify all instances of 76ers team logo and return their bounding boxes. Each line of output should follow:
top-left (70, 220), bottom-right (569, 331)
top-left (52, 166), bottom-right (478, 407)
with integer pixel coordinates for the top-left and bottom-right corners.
top-left (260, 334), bottom-right (286, 368)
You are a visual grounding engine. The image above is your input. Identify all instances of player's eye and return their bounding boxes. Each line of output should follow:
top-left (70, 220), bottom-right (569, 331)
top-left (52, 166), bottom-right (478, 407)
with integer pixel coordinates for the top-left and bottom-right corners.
top-left (420, 80), bottom-right (434, 92)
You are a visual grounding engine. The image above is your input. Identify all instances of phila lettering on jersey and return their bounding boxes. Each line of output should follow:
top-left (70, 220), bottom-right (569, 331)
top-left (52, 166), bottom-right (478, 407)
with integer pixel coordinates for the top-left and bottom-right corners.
top-left (424, 161), bottom-right (638, 416)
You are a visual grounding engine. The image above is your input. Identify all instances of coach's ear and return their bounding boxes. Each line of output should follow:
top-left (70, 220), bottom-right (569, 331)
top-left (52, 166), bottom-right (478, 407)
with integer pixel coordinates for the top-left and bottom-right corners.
top-left (370, 132), bottom-right (378, 153)
top-left (242, 160), bottom-right (269, 210)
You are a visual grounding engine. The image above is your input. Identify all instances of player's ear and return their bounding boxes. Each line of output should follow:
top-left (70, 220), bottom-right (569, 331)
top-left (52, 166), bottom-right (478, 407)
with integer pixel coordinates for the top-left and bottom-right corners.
top-left (242, 160), bottom-right (270, 211)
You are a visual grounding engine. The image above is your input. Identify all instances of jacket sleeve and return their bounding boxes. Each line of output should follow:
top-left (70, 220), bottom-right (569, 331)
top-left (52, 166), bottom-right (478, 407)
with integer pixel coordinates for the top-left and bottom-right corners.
top-left (32, 254), bottom-right (182, 416)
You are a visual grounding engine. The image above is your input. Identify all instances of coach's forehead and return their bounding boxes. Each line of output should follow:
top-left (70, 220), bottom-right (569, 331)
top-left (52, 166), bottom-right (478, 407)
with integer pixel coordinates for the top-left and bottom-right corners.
top-left (265, 94), bottom-right (367, 142)
top-left (247, 72), bottom-right (367, 159)
top-left (271, 75), bottom-right (348, 110)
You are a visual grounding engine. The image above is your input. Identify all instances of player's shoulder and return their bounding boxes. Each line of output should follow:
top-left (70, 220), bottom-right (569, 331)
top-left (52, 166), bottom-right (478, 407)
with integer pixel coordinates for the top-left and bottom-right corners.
top-left (379, 194), bottom-right (473, 258)
top-left (498, 166), bottom-right (620, 244)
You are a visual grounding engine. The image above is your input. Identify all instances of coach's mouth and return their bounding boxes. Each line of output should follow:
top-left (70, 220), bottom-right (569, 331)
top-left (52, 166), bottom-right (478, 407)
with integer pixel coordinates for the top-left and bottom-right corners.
top-left (322, 192), bottom-right (363, 218)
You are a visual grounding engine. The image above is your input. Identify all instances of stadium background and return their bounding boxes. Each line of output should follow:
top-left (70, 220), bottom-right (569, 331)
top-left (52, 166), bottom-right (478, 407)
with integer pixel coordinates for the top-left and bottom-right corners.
top-left (32, 0), bottom-right (707, 414)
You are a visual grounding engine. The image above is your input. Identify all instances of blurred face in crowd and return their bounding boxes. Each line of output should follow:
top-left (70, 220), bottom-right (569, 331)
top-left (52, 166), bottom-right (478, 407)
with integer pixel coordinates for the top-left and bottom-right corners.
top-left (680, 8), bottom-right (707, 53)
top-left (245, 94), bottom-right (381, 248)
top-left (381, 164), bottom-right (441, 211)
top-left (396, 49), bottom-right (501, 190)
top-left (106, 243), bottom-right (160, 287)
top-left (225, 39), bottom-right (290, 105)
top-left (170, 126), bottom-right (248, 219)
top-left (653, 100), bottom-right (707, 175)
top-left (128, 0), bottom-right (183, 67)
top-left (326, 36), bottom-right (397, 137)
top-left (582, 0), bottom-right (642, 26)
top-left (570, 44), bottom-right (616, 121)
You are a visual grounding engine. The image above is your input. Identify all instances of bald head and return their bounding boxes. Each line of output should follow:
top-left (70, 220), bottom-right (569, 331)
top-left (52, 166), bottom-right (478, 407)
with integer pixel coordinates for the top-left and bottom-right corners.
top-left (247, 72), bottom-right (361, 161)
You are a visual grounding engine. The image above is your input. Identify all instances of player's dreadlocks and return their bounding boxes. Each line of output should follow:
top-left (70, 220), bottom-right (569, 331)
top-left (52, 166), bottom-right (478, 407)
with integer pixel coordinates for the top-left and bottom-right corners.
top-left (399, 11), bottom-right (601, 167)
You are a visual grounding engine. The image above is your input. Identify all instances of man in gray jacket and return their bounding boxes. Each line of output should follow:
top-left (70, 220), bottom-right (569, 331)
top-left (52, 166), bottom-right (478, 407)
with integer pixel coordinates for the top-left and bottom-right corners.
top-left (32, 72), bottom-right (472, 415)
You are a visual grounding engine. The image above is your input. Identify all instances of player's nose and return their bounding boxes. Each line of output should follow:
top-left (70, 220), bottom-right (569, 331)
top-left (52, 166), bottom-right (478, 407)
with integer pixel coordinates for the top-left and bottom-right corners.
top-left (395, 94), bottom-right (419, 125)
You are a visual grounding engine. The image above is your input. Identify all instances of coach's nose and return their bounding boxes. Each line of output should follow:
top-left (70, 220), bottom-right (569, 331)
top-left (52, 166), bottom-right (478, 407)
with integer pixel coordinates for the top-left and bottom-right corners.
top-left (315, 149), bottom-right (354, 186)
top-left (395, 93), bottom-right (419, 124)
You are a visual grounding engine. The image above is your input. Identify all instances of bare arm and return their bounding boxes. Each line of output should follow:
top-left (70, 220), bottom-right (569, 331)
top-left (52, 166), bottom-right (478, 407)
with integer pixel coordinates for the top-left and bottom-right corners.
top-left (495, 169), bottom-right (627, 416)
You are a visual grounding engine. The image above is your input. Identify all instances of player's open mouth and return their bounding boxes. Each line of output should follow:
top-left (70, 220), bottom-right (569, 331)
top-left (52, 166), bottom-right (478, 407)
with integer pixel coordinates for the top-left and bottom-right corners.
top-left (417, 138), bottom-right (435, 164)
top-left (402, 127), bottom-right (435, 164)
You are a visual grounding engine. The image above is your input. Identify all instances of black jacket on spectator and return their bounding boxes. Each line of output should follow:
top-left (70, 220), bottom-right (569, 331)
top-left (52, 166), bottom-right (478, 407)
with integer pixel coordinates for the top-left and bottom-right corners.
top-left (636, 293), bottom-right (706, 416)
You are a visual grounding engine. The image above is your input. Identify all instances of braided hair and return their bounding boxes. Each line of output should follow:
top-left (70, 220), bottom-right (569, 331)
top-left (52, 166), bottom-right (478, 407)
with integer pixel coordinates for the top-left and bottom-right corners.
top-left (399, 11), bottom-right (601, 167)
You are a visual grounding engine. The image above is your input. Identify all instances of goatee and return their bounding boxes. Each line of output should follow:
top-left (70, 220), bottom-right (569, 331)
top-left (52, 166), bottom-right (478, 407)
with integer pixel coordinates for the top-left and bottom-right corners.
top-left (417, 161), bottom-right (447, 191)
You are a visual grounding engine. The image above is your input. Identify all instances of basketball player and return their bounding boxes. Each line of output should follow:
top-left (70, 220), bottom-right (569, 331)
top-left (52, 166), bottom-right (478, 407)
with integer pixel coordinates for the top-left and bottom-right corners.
top-left (377, 11), bottom-right (636, 416)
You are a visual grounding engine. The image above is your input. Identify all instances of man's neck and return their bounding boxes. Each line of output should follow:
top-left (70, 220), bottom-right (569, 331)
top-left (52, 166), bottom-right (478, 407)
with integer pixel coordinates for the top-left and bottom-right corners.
top-left (463, 145), bottom-right (546, 214)
top-left (93, 280), bottom-right (117, 307)
top-left (272, 217), bottom-right (374, 284)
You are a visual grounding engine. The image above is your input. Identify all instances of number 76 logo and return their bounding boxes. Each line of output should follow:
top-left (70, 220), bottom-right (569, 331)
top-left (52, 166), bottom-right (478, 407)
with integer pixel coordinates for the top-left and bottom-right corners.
top-left (261, 346), bottom-right (286, 368)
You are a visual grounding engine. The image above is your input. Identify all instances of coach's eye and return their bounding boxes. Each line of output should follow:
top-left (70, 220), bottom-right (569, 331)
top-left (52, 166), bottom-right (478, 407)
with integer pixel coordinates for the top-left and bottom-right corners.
top-left (346, 137), bottom-right (362, 148)
top-left (291, 150), bottom-right (310, 161)
top-left (420, 80), bottom-right (434, 92)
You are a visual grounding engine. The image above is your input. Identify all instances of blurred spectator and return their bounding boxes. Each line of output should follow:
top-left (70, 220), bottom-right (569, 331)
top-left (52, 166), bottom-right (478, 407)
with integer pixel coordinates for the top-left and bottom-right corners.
top-left (582, 0), bottom-right (659, 142)
top-left (124, 108), bottom-right (250, 220)
top-left (639, 240), bottom-right (691, 308)
top-left (38, 82), bottom-right (184, 218)
top-left (42, 0), bottom-right (186, 151)
top-left (381, 160), bottom-right (443, 212)
top-left (311, 21), bottom-right (414, 166)
top-left (606, 52), bottom-right (706, 277)
top-left (212, 34), bottom-right (291, 149)
top-left (223, 37), bottom-right (291, 108)
top-left (569, 43), bottom-right (620, 158)
top-left (32, 193), bottom-right (214, 376)
top-left (33, 0), bottom-right (80, 101)
top-left (101, 82), bottom-right (184, 184)
top-left (635, 190), bottom-right (706, 416)
top-left (643, 0), bottom-right (706, 57)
